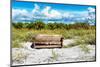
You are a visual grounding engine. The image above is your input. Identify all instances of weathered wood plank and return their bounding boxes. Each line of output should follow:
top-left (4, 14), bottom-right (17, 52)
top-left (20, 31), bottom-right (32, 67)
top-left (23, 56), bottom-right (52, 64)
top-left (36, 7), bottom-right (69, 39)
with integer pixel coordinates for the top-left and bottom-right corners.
top-left (35, 45), bottom-right (62, 49)
top-left (34, 42), bottom-right (61, 45)
top-left (33, 34), bottom-right (63, 42)
top-left (31, 34), bottom-right (63, 48)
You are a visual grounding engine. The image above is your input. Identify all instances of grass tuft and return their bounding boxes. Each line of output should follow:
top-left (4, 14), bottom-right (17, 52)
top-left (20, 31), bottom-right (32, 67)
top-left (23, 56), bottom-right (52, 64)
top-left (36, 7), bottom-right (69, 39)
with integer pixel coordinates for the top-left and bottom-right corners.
top-left (51, 50), bottom-right (58, 60)
top-left (12, 28), bottom-right (95, 48)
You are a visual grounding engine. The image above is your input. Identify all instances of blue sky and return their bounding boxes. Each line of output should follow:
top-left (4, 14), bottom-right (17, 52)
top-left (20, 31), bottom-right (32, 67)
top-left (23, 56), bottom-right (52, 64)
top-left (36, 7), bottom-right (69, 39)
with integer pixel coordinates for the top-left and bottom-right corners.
top-left (12, 0), bottom-right (96, 24)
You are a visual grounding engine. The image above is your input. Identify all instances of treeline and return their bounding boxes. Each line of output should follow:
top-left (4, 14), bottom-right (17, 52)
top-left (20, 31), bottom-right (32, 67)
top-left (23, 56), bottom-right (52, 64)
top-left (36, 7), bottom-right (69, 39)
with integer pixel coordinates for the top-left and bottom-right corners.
top-left (12, 20), bottom-right (95, 30)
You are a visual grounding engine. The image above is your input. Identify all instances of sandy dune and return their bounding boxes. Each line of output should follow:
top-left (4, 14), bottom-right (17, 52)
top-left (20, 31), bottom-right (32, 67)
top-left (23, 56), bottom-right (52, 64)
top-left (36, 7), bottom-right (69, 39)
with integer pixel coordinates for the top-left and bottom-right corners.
top-left (12, 40), bottom-right (95, 66)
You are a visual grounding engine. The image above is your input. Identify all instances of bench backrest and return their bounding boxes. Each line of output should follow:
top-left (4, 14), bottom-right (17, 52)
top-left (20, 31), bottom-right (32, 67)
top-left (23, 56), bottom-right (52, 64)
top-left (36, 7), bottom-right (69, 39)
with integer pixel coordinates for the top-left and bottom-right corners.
top-left (33, 34), bottom-right (63, 42)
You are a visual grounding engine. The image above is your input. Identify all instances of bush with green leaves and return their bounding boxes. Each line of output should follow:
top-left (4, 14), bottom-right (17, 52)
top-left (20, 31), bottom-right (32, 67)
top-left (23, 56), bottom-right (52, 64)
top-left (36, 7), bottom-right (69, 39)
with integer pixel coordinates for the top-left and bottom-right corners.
top-left (12, 22), bottom-right (23, 29)
top-left (34, 20), bottom-right (45, 30)
top-left (75, 34), bottom-right (96, 45)
top-left (12, 21), bottom-right (96, 48)
top-left (24, 22), bottom-right (35, 29)
top-left (12, 21), bottom-right (93, 30)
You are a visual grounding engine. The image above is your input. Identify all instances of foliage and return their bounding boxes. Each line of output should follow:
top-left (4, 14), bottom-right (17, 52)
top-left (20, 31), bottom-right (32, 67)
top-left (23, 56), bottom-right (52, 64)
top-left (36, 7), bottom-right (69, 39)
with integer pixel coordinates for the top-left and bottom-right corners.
top-left (51, 50), bottom-right (58, 60)
top-left (34, 20), bottom-right (45, 30)
top-left (12, 28), bottom-right (95, 48)
top-left (12, 20), bottom-right (96, 48)
top-left (12, 22), bottom-right (23, 29)
top-left (12, 40), bottom-right (23, 48)
top-left (24, 22), bottom-right (35, 29)
top-left (75, 33), bottom-right (96, 45)
top-left (12, 20), bottom-right (94, 30)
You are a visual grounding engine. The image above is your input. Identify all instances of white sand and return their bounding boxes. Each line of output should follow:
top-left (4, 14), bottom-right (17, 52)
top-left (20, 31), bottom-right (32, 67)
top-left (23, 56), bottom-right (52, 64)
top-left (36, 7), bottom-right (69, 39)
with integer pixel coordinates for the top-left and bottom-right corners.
top-left (12, 40), bottom-right (95, 66)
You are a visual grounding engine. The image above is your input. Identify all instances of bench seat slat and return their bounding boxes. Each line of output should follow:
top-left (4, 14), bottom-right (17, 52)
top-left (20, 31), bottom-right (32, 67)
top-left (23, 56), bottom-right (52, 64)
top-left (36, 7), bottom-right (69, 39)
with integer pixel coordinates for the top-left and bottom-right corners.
top-left (34, 42), bottom-right (61, 45)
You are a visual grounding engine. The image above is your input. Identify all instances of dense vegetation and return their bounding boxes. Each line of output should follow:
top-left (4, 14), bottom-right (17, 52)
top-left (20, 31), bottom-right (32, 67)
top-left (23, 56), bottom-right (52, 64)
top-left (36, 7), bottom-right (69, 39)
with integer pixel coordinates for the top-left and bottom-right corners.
top-left (12, 20), bottom-right (96, 49)
top-left (12, 20), bottom-right (95, 30)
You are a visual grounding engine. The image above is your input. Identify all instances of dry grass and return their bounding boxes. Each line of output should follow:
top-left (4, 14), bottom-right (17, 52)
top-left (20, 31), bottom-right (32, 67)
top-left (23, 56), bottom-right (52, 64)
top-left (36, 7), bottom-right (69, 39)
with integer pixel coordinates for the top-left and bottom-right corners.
top-left (12, 28), bottom-right (95, 48)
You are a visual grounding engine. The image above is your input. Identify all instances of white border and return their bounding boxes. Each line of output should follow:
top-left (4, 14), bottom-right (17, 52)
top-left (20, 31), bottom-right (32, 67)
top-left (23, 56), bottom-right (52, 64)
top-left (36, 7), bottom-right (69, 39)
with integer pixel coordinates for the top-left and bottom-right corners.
top-left (18, 0), bottom-right (96, 5)
top-left (0, 0), bottom-right (100, 67)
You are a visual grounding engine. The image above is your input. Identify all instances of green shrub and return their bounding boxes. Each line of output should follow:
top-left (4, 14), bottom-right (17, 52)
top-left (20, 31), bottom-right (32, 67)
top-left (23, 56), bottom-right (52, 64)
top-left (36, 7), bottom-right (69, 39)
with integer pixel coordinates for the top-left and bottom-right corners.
top-left (34, 20), bottom-right (45, 30)
top-left (23, 32), bottom-right (36, 42)
top-left (12, 26), bottom-right (95, 48)
top-left (12, 22), bottom-right (23, 29)
top-left (25, 22), bottom-right (35, 29)
top-left (76, 34), bottom-right (96, 45)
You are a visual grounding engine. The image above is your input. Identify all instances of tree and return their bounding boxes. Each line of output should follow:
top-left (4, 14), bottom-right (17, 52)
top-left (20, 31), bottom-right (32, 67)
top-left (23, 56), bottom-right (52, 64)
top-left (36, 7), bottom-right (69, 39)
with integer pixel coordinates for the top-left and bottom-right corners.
top-left (25, 22), bottom-right (35, 29)
top-left (13, 22), bottom-right (23, 29)
top-left (47, 23), bottom-right (55, 30)
top-left (34, 20), bottom-right (45, 30)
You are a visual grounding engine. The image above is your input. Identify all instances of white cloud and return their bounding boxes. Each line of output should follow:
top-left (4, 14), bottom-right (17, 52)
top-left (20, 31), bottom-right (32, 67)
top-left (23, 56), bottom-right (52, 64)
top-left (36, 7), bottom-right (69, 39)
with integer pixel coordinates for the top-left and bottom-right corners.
top-left (88, 7), bottom-right (95, 13)
top-left (49, 9), bottom-right (61, 18)
top-left (12, 9), bottom-right (21, 18)
top-left (87, 7), bottom-right (96, 23)
top-left (32, 4), bottom-right (40, 14)
top-left (12, 4), bottom-right (95, 24)
top-left (12, 9), bottom-right (33, 21)
top-left (63, 12), bottom-right (70, 18)
top-left (41, 6), bottom-right (62, 19)
top-left (41, 6), bottom-right (51, 16)
top-left (12, 4), bottom-right (41, 22)
top-left (12, 4), bottom-right (80, 22)
top-left (12, 9), bottom-right (28, 17)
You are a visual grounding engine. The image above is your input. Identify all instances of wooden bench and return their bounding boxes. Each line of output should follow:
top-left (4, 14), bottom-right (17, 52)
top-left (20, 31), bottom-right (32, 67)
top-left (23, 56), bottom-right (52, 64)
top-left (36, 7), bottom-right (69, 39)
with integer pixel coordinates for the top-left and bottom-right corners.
top-left (31, 34), bottom-right (63, 48)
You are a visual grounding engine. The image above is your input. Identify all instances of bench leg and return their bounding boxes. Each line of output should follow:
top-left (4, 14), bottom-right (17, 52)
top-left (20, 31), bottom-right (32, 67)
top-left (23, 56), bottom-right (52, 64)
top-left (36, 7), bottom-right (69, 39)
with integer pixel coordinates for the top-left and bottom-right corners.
top-left (61, 38), bottom-right (63, 48)
top-left (31, 42), bottom-right (35, 48)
